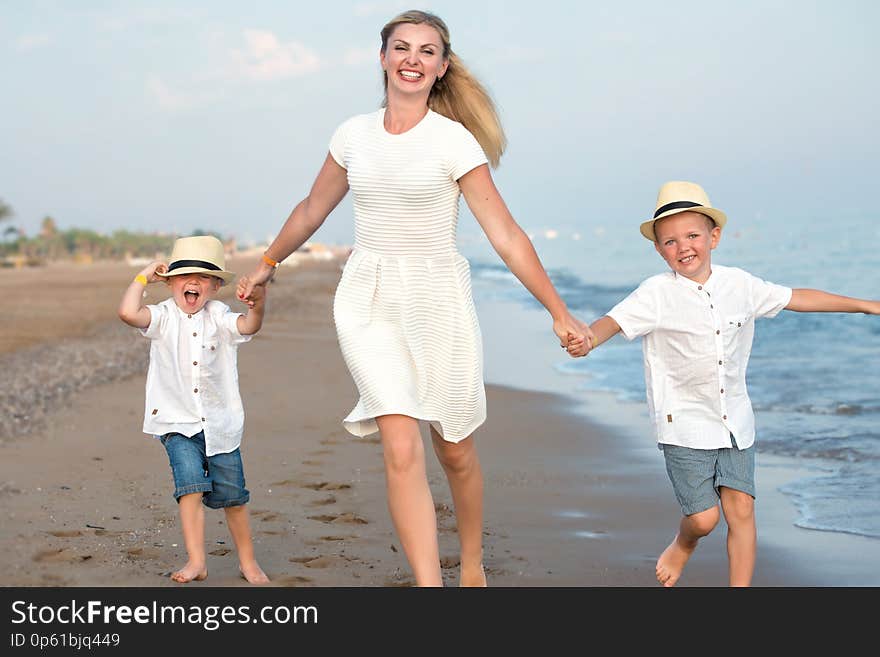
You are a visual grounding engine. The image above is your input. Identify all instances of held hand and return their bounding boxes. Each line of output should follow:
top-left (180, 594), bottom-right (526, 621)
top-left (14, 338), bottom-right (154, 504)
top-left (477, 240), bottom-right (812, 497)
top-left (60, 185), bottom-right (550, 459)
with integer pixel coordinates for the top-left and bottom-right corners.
top-left (236, 276), bottom-right (266, 309)
top-left (553, 312), bottom-right (594, 358)
top-left (238, 265), bottom-right (274, 304)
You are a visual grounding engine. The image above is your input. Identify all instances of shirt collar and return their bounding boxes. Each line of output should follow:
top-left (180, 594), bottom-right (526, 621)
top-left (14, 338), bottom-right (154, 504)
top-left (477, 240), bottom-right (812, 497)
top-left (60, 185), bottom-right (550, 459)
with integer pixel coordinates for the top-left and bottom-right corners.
top-left (170, 300), bottom-right (206, 319)
top-left (672, 268), bottom-right (716, 292)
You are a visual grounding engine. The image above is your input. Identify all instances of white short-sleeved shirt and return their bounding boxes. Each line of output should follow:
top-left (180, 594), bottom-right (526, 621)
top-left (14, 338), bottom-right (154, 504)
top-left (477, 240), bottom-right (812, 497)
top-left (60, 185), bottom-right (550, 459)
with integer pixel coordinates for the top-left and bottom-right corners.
top-left (607, 265), bottom-right (792, 450)
top-left (140, 298), bottom-right (251, 456)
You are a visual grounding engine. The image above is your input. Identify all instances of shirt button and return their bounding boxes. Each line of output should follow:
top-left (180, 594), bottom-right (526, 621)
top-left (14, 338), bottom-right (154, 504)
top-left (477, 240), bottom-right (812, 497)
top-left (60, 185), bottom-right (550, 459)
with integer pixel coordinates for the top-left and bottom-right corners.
top-left (710, 304), bottom-right (714, 309)
top-left (718, 360), bottom-right (723, 365)
top-left (193, 388), bottom-right (198, 393)
top-left (737, 322), bottom-right (741, 327)
top-left (721, 388), bottom-right (725, 394)
top-left (723, 415), bottom-right (727, 420)
top-left (201, 417), bottom-right (205, 422)
top-left (193, 361), bottom-right (198, 366)
top-left (193, 332), bottom-right (197, 337)
top-left (698, 286), bottom-right (702, 290)
top-left (210, 346), bottom-right (215, 351)
top-left (716, 330), bottom-right (720, 335)
top-left (187, 314), bottom-right (192, 319)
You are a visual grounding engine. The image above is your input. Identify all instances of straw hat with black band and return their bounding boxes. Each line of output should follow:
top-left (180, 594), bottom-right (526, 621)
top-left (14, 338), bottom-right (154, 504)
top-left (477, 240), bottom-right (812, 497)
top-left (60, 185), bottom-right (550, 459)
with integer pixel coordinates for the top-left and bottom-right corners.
top-left (640, 181), bottom-right (728, 242)
top-left (156, 235), bottom-right (236, 285)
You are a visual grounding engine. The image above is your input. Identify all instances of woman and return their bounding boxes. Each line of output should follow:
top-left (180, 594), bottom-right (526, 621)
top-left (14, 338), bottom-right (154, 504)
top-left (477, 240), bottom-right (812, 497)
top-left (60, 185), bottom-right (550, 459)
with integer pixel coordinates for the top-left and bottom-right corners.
top-left (240, 10), bottom-right (592, 586)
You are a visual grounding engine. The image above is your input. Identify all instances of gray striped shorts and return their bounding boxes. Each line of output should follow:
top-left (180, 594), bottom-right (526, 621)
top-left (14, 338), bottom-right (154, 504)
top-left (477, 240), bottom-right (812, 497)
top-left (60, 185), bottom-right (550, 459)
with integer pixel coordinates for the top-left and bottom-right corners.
top-left (660, 435), bottom-right (755, 516)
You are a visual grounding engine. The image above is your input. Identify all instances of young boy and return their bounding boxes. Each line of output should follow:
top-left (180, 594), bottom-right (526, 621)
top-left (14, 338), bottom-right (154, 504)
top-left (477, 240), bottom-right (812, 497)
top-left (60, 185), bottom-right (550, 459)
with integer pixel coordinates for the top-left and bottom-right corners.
top-left (579, 180), bottom-right (880, 587)
top-left (118, 235), bottom-right (270, 584)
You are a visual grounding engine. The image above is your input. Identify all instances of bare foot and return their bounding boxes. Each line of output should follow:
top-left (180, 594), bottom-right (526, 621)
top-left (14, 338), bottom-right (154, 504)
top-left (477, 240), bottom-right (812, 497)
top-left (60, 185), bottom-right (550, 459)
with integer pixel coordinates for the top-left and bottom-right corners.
top-left (655, 536), bottom-right (695, 587)
top-left (170, 562), bottom-right (207, 583)
top-left (460, 563), bottom-right (487, 587)
top-left (239, 562), bottom-right (270, 585)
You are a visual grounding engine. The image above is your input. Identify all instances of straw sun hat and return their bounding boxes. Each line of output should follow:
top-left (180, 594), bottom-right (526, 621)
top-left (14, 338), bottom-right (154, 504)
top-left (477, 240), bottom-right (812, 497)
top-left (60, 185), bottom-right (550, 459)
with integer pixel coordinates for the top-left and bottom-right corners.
top-left (640, 181), bottom-right (728, 241)
top-left (156, 235), bottom-right (236, 284)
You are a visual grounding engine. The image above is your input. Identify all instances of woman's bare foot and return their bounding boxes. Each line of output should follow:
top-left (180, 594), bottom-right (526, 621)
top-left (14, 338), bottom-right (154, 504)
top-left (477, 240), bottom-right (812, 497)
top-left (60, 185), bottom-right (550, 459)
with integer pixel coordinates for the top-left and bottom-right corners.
top-left (655, 535), bottom-right (695, 587)
top-left (170, 562), bottom-right (207, 583)
top-left (239, 562), bottom-right (270, 585)
top-left (460, 562), bottom-right (487, 587)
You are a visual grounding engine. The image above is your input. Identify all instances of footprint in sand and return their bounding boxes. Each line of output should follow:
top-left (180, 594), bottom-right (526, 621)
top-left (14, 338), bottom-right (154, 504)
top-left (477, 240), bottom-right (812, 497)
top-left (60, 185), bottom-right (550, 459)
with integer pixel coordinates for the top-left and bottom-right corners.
top-left (289, 555), bottom-right (358, 568)
top-left (308, 495), bottom-right (337, 506)
top-left (307, 512), bottom-right (368, 525)
top-left (301, 460), bottom-right (323, 466)
top-left (33, 549), bottom-right (92, 563)
top-left (125, 547), bottom-right (162, 560)
top-left (309, 450), bottom-right (334, 456)
top-left (47, 530), bottom-right (83, 538)
top-left (208, 548), bottom-right (231, 556)
top-left (319, 535), bottom-right (353, 542)
top-left (302, 482), bottom-right (352, 491)
top-left (440, 556), bottom-right (461, 569)
top-left (275, 574), bottom-right (314, 586)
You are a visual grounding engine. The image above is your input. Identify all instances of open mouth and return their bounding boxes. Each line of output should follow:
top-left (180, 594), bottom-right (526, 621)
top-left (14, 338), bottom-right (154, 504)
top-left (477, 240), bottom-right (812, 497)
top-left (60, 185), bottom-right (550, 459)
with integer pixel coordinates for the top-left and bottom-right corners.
top-left (184, 290), bottom-right (200, 304)
top-left (398, 70), bottom-right (423, 81)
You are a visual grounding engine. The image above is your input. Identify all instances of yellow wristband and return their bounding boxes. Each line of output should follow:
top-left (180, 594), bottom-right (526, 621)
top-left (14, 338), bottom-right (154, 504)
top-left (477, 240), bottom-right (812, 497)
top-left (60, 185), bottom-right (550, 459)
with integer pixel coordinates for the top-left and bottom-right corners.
top-left (262, 253), bottom-right (280, 268)
top-left (134, 274), bottom-right (148, 286)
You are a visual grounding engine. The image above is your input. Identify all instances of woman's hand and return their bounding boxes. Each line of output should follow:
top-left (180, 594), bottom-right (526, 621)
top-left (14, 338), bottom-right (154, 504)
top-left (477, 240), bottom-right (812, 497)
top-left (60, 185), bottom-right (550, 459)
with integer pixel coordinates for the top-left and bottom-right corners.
top-left (553, 312), bottom-right (594, 358)
top-left (238, 261), bottom-right (275, 303)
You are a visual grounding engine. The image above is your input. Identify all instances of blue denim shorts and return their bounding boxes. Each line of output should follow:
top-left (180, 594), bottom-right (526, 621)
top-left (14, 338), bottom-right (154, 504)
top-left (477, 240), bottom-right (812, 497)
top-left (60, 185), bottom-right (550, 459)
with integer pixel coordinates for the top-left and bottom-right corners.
top-left (159, 431), bottom-right (250, 509)
top-left (660, 435), bottom-right (755, 516)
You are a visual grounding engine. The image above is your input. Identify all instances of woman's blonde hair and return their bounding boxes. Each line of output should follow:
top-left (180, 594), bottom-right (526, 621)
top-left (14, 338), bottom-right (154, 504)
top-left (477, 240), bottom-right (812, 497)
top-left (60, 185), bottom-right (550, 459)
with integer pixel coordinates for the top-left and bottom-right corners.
top-left (380, 10), bottom-right (506, 168)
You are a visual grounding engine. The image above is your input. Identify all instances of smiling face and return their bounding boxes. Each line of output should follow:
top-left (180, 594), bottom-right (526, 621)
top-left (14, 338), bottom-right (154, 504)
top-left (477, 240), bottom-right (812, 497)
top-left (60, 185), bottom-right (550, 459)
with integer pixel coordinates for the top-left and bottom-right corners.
top-left (380, 22), bottom-right (448, 99)
top-left (653, 211), bottom-right (722, 284)
top-left (166, 272), bottom-right (222, 314)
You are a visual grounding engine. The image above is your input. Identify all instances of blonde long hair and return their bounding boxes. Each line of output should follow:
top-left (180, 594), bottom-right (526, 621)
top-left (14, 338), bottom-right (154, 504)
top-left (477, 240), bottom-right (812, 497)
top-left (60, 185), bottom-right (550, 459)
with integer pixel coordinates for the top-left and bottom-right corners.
top-left (380, 10), bottom-right (506, 168)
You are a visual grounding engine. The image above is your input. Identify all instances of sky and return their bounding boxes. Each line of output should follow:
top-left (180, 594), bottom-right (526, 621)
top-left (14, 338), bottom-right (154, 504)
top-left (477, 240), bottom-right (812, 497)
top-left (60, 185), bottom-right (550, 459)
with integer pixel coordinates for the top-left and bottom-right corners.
top-left (2, 1), bottom-right (878, 249)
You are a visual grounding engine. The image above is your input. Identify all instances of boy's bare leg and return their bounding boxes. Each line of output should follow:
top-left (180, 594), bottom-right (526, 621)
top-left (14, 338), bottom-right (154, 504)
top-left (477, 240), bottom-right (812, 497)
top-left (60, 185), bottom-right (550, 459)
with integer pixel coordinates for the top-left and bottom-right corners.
top-left (224, 505), bottom-right (269, 584)
top-left (376, 414), bottom-right (443, 587)
top-left (656, 505), bottom-right (720, 587)
top-left (431, 428), bottom-right (486, 587)
top-left (171, 493), bottom-right (208, 583)
top-left (719, 487), bottom-right (756, 587)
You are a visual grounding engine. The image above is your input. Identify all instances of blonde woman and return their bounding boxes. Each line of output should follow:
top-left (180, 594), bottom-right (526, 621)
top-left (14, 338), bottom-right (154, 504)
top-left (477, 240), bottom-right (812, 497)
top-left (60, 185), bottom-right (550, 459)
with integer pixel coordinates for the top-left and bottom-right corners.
top-left (240, 10), bottom-right (592, 586)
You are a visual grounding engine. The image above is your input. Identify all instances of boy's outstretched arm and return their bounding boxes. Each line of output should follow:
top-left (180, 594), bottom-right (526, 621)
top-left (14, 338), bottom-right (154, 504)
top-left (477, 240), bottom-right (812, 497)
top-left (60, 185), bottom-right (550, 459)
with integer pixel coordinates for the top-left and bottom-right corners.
top-left (236, 277), bottom-right (267, 335)
top-left (583, 316), bottom-right (622, 354)
top-left (785, 289), bottom-right (880, 314)
top-left (118, 261), bottom-right (166, 329)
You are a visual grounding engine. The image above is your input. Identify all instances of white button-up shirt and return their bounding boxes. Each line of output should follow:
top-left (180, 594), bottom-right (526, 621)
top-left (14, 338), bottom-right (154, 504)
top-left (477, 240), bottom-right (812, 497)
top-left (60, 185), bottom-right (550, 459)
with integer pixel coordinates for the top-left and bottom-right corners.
top-left (140, 298), bottom-right (251, 456)
top-left (607, 265), bottom-right (792, 450)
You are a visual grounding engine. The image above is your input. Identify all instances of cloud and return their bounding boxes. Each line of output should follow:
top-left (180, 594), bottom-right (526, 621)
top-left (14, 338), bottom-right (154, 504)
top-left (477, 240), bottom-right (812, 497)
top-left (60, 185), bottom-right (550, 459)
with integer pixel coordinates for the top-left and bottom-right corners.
top-left (15, 34), bottom-right (51, 51)
top-left (146, 76), bottom-right (194, 111)
top-left (230, 29), bottom-right (321, 81)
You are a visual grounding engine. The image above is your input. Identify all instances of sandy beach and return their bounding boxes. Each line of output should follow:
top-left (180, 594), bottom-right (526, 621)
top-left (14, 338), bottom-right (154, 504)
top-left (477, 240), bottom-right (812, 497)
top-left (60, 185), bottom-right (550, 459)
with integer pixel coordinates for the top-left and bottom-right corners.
top-left (1, 255), bottom-right (876, 587)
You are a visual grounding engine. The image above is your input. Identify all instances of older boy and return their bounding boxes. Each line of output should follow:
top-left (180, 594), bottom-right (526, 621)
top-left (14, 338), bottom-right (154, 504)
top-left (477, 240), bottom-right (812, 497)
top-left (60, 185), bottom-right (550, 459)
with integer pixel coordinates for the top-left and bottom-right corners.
top-left (118, 235), bottom-right (270, 584)
top-left (579, 181), bottom-right (880, 586)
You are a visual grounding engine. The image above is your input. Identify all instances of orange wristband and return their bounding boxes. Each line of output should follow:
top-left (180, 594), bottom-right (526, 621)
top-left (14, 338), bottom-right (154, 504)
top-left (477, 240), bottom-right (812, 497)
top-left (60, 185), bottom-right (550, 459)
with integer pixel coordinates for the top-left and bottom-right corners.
top-left (262, 253), bottom-right (280, 268)
top-left (134, 274), bottom-right (148, 286)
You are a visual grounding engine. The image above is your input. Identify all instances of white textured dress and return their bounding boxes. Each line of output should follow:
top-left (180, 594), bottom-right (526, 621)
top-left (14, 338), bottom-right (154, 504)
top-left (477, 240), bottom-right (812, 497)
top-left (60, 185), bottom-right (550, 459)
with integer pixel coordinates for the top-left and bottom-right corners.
top-left (330, 108), bottom-right (489, 443)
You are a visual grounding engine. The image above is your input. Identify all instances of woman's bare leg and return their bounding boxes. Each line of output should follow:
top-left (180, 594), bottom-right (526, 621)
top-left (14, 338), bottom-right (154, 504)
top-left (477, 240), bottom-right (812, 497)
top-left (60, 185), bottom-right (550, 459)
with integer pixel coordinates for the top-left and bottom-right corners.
top-left (376, 414), bottom-right (442, 586)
